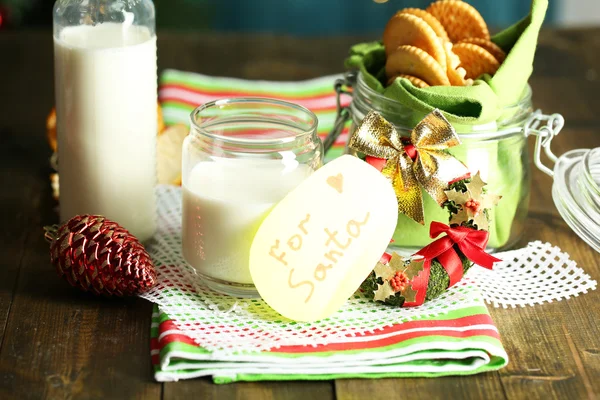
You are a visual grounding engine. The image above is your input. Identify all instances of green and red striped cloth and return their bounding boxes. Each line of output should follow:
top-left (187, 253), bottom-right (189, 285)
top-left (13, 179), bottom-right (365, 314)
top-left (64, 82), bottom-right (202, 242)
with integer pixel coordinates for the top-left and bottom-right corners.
top-left (151, 303), bottom-right (507, 383)
top-left (152, 70), bottom-right (508, 383)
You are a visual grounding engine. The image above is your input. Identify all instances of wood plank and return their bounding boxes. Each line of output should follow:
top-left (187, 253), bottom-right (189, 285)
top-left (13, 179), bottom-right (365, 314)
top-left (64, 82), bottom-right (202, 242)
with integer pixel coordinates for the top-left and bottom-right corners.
top-left (491, 278), bottom-right (600, 400)
top-left (0, 133), bottom-right (38, 348)
top-left (0, 169), bottom-right (162, 398)
top-left (530, 77), bottom-right (600, 126)
top-left (492, 306), bottom-right (593, 400)
top-left (490, 115), bottom-right (600, 399)
top-left (164, 378), bottom-right (334, 400)
top-left (156, 33), bottom-right (363, 80)
top-left (1, 29), bottom-right (600, 399)
top-left (0, 227), bottom-right (162, 399)
top-left (0, 29), bottom-right (56, 348)
top-left (335, 374), bottom-right (506, 400)
top-left (490, 223), bottom-right (600, 400)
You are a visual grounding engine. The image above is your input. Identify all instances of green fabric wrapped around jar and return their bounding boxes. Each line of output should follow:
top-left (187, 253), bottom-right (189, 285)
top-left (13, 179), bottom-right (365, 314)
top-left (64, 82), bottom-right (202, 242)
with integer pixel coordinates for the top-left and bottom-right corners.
top-left (343, 0), bottom-right (546, 250)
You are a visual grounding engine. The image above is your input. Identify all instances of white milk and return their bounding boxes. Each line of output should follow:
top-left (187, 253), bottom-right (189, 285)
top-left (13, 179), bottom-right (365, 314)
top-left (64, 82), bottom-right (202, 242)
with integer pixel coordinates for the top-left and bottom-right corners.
top-left (182, 159), bottom-right (313, 284)
top-left (54, 23), bottom-right (157, 242)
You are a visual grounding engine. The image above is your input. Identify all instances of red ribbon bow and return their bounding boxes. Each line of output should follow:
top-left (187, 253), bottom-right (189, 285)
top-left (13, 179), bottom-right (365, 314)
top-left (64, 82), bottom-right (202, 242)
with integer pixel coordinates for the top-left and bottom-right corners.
top-left (404, 222), bottom-right (501, 306)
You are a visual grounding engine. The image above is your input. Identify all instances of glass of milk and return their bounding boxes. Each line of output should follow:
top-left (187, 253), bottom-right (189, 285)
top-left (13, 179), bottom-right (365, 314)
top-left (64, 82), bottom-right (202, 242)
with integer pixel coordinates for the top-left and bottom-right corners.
top-left (53, 0), bottom-right (157, 242)
top-left (182, 98), bottom-right (323, 297)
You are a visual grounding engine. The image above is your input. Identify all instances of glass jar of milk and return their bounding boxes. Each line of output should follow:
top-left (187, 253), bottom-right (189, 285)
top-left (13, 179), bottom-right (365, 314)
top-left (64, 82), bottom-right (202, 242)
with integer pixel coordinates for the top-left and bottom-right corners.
top-left (183, 98), bottom-right (323, 297)
top-left (53, 0), bottom-right (157, 242)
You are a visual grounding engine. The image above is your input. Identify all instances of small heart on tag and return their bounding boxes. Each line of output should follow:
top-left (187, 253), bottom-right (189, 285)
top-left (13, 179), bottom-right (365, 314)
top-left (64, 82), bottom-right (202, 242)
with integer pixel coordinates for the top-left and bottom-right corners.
top-left (327, 173), bottom-right (344, 194)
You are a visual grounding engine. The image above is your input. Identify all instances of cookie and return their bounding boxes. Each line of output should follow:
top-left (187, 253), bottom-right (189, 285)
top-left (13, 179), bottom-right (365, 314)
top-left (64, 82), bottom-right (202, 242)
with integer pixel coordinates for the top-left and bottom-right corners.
top-left (451, 42), bottom-right (499, 80)
top-left (459, 37), bottom-right (506, 63)
top-left (383, 13), bottom-right (447, 70)
top-left (426, 0), bottom-right (490, 42)
top-left (387, 74), bottom-right (430, 88)
top-left (386, 45), bottom-right (450, 86)
top-left (443, 42), bottom-right (472, 86)
top-left (400, 8), bottom-right (449, 42)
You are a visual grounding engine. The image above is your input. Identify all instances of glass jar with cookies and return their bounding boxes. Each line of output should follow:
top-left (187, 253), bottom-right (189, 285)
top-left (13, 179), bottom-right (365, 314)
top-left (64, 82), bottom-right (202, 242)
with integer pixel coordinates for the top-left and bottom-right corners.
top-left (326, 0), bottom-right (557, 252)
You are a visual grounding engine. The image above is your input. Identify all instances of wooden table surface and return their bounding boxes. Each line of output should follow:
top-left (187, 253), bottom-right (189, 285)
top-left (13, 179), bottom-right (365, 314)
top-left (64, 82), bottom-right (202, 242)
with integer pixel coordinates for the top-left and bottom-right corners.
top-left (1, 28), bottom-right (599, 400)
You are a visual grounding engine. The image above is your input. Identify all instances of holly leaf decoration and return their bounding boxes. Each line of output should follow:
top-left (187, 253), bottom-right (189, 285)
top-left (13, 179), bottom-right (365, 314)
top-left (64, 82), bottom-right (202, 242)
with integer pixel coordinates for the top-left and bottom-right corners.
top-left (444, 171), bottom-right (501, 230)
top-left (388, 252), bottom-right (406, 272)
top-left (399, 283), bottom-right (418, 303)
top-left (372, 253), bottom-right (409, 303)
top-left (371, 253), bottom-right (428, 304)
top-left (465, 171), bottom-right (486, 196)
top-left (373, 262), bottom-right (394, 281)
top-left (374, 252), bottom-right (406, 281)
top-left (471, 207), bottom-right (489, 230)
top-left (449, 208), bottom-right (469, 226)
top-left (402, 257), bottom-right (425, 280)
top-left (445, 189), bottom-right (470, 205)
top-left (373, 282), bottom-right (396, 302)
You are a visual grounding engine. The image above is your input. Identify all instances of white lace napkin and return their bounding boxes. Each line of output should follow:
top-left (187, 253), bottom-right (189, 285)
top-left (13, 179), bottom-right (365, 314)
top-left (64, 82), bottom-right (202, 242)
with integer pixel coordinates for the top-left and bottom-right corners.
top-left (141, 186), bottom-right (596, 355)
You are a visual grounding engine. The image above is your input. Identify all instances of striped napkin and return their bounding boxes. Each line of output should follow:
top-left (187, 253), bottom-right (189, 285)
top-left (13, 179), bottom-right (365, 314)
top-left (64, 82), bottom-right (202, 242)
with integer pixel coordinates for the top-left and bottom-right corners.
top-left (151, 303), bottom-right (507, 383)
top-left (152, 70), bottom-right (508, 383)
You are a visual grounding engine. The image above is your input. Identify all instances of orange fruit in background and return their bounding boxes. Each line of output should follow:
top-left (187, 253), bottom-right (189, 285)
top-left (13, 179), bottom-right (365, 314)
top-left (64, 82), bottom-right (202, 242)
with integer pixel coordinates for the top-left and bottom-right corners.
top-left (46, 109), bottom-right (58, 152)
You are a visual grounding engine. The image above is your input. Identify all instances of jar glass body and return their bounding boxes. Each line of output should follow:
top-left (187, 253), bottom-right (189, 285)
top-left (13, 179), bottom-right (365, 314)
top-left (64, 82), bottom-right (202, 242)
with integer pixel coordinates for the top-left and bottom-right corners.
top-left (182, 98), bottom-right (323, 297)
top-left (347, 72), bottom-right (533, 252)
top-left (52, 0), bottom-right (158, 242)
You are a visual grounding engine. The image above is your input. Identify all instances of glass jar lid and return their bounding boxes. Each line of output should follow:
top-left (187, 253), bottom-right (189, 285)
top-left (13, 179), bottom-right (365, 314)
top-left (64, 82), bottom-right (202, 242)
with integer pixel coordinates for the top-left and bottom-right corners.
top-left (528, 111), bottom-right (600, 253)
top-left (552, 148), bottom-right (600, 253)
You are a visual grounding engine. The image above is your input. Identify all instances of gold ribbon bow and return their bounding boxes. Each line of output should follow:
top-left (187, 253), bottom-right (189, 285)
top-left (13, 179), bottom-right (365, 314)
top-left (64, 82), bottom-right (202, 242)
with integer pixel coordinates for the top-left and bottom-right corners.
top-left (348, 109), bottom-right (469, 224)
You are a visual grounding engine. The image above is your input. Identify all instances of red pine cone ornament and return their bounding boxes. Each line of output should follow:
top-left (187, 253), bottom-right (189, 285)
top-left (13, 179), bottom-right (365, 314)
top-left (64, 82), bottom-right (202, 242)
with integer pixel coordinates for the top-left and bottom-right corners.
top-left (44, 215), bottom-right (157, 296)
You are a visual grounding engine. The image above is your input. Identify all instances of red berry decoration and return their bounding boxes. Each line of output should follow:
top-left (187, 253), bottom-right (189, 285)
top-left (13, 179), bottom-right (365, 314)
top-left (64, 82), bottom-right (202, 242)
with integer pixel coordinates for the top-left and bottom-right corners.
top-left (464, 199), bottom-right (482, 214)
top-left (390, 271), bottom-right (410, 292)
top-left (44, 215), bottom-right (157, 296)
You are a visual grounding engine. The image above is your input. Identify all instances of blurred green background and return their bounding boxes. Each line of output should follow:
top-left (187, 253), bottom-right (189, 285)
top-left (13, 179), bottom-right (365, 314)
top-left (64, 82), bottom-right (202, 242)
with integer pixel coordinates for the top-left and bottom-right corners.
top-left (0, 0), bottom-right (591, 35)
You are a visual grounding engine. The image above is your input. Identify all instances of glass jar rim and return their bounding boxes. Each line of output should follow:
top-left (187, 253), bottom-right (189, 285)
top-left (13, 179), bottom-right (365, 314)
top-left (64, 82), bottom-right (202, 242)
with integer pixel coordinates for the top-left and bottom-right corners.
top-left (354, 71), bottom-right (533, 114)
top-left (190, 97), bottom-right (319, 146)
top-left (347, 71), bottom-right (534, 140)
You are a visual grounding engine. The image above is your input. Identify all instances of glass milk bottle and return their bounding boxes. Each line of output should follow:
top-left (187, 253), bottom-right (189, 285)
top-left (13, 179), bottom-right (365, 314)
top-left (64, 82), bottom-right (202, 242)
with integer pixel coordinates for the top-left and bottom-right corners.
top-left (53, 0), bottom-right (157, 241)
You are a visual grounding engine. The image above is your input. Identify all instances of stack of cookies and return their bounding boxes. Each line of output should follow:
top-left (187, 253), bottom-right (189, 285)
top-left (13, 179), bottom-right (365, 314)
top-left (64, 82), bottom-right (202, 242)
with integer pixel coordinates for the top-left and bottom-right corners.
top-left (384, 0), bottom-right (506, 88)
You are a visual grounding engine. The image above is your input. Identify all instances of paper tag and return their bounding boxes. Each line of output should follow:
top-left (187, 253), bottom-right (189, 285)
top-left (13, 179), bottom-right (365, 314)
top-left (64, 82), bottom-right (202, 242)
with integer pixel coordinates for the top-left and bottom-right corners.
top-left (249, 155), bottom-right (398, 322)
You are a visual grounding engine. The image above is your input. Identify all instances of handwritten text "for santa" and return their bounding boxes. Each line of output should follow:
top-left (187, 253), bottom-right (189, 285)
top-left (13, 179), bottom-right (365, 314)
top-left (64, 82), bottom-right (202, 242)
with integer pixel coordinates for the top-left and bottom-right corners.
top-left (268, 212), bottom-right (371, 303)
